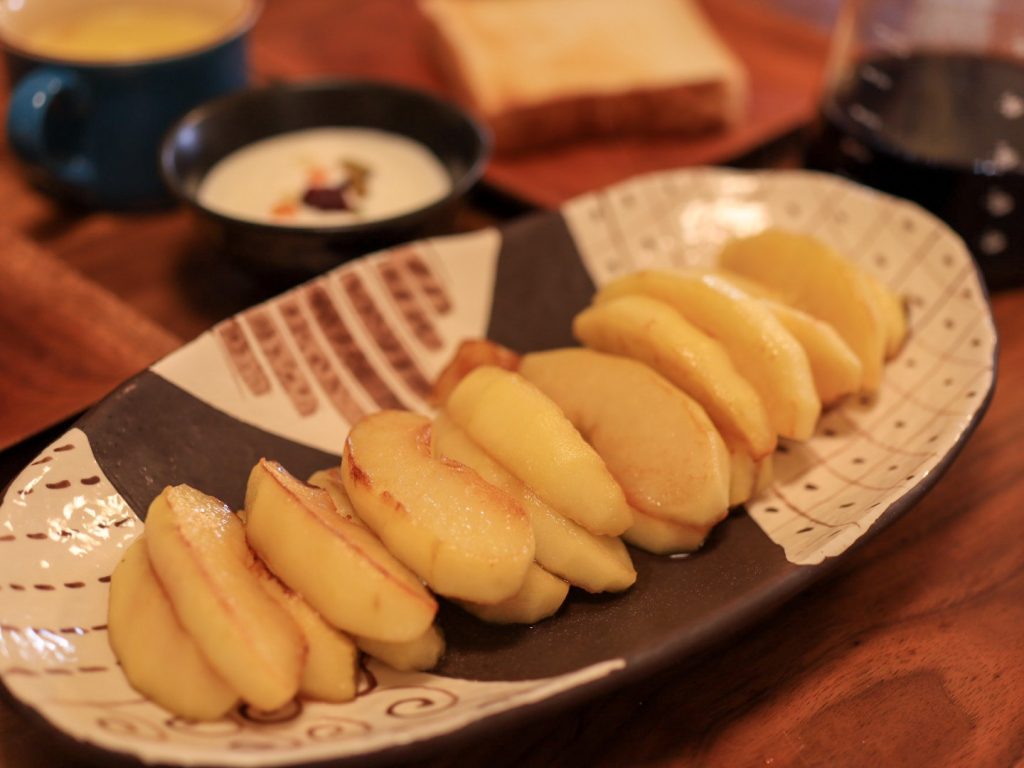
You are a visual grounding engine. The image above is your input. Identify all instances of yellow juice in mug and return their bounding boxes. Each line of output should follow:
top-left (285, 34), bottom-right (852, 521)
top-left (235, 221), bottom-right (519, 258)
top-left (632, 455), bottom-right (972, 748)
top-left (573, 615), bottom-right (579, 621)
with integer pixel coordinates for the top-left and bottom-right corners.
top-left (15, 2), bottom-right (234, 61)
top-left (0, 0), bottom-right (256, 205)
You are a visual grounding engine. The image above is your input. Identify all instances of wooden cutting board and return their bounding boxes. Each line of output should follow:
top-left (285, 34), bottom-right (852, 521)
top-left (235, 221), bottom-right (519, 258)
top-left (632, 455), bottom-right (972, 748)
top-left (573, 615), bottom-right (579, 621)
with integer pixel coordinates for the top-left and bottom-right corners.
top-left (251, 0), bottom-right (830, 207)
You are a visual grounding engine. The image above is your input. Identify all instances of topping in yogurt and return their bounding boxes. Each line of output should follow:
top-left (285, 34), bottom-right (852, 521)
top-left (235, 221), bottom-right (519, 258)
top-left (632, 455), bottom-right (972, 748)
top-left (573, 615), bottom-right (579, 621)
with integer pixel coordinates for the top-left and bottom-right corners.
top-left (197, 128), bottom-right (452, 227)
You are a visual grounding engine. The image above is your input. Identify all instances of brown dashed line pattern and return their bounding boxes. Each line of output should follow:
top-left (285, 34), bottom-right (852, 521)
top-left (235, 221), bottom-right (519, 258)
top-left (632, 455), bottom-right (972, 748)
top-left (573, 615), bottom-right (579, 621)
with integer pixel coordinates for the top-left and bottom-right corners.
top-left (216, 318), bottom-right (272, 397)
top-left (2, 666), bottom-right (110, 677)
top-left (399, 247), bottom-right (451, 314)
top-left (375, 259), bottom-right (443, 351)
top-left (303, 284), bottom-right (404, 410)
top-left (242, 308), bottom-right (319, 417)
top-left (278, 297), bottom-right (366, 425)
top-left (338, 272), bottom-right (433, 399)
top-left (53, 444), bottom-right (74, 452)
top-left (16, 473), bottom-right (99, 497)
top-left (2, 521), bottom-right (129, 542)
top-left (30, 456), bottom-right (51, 466)
top-left (5, 581), bottom-right (94, 591)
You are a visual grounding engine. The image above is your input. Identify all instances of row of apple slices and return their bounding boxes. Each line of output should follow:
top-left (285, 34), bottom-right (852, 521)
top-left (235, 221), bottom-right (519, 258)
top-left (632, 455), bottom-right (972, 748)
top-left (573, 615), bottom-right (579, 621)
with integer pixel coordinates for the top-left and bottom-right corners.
top-left (107, 228), bottom-right (906, 721)
top-left (107, 398), bottom-right (641, 724)
top-left (428, 230), bottom-right (906, 554)
top-left (107, 462), bottom-right (449, 722)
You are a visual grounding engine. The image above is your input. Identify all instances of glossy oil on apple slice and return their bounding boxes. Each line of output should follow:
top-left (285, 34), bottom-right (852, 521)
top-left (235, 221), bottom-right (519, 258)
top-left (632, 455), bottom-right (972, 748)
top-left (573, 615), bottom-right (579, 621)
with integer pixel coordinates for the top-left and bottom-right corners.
top-left (444, 366), bottom-right (634, 536)
top-left (342, 410), bottom-right (534, 604)
top-left (144, 484), bottom-right (305, 712)
top-left (432, 411), bottom-right (636, 593)
top-left (108, 536), bottom-right (238, 721)
top-left (573, 295), bottom-right (776, 459)
top-left (246, 458), bottom-right (437, 643)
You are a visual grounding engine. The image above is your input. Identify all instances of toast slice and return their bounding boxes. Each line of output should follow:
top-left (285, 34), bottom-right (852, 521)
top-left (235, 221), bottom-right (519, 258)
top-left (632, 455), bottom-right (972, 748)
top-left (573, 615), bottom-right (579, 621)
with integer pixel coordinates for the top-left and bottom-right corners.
top-left (419, 0), bottom-right (748, 153)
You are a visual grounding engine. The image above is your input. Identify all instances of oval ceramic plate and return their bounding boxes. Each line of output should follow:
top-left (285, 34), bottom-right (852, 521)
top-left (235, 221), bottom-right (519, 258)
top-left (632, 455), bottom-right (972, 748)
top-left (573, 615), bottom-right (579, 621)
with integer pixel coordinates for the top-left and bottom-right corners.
top-left (0, 169), bottom-right (997, 767)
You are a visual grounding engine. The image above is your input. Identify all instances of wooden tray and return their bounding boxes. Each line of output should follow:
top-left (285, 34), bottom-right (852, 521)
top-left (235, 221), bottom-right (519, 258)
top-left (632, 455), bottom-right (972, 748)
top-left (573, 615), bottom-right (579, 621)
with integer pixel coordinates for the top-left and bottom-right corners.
top-left (251, 0), bottom-right (830, 208)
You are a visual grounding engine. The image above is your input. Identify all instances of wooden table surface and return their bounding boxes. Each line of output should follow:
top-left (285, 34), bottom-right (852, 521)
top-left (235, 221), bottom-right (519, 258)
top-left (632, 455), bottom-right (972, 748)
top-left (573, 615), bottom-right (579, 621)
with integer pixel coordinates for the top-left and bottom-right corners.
top-left (1, 1), bottom-right (1022, 767)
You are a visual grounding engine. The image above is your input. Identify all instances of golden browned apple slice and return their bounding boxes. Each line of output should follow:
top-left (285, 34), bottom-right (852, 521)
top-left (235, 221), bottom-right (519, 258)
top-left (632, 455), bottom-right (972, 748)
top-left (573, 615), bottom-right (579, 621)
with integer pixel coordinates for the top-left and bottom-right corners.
top-left (594, 271), bottom-right (821, 441)
top-left (431, 338), bottom-right (521, 406)
top-left (624, 510), bottom-right (710, 554)
top-left (144, 485), bottom-right (305, 712)
top-left (306, 467), bottom-right (363, 524)
top-left (457, 563), bottom-right (569, 625)
top-left (108, 536), bottom-right (238, 720)
top-left (756, 455), bottom-right (773, 495)
top-left (519, 348), bottom-right (731, 529)
top-left (357, 624), bottom-right (446, 672)
top-left (573, 295), bottom-right (775, 459)
top-left (864, 272), bottom-right (908, 359)
top-left (727, 445), bottom-right (774, 508)
top-left (763, 300), bottom-right (863, 406)
top-left (342, 410), bottom-right (535, 604)
top-left (444, 366), bottom-right (634, 536)
top-left (251, 560), bottom-right (358, 703)
top-left (246, 458), bottom-right (437, 643)
top-left (718, 229), bottom-right (887, 392)
top-left (704, 268), bottom-right (862, 404)
top-left (432, 411), bottom-right (636, 593)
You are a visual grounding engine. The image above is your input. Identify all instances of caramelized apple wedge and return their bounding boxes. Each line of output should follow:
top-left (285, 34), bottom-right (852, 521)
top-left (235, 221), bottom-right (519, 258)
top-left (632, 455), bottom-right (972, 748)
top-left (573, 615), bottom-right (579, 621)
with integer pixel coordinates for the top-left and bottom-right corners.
top-left (108, 536), bottom-right (238, 720)
top-left (342, 410), bottom-right (534, 604)
top-left (624, 511), bottom-right (710, 555)
top-left (431, 338), bottom-right (520, 405)
top-left (246, 458), bottom-right (437, 643)
top-left (306, 467), bottom-right (363, 524)
top-left (719, 229), bottom-right (887, 392)
top-left (594, 270), bottom-right (821, 441)
top-left (144, 485), bottom-right (305, 711)
top-left (444, 366), bottom-right (634, 536)
top-left (457, 563), bottom-right (569, 625)
top-left (864, 272), bottom-right (908, 359)
top-left (357, 624), bottom-right (446, 672)
top-left (252, 561), bottom-right (358, 703)
top-left (727, 445), bottom-right (774, 508)
top-left (574, 295), bottom-right (775, 459)
top-left (519, 348), bottom-right (730, 529)
top-left (763, 300), bottom-right (863, 406)
top-left (432, 411), bottom-right (636, 593)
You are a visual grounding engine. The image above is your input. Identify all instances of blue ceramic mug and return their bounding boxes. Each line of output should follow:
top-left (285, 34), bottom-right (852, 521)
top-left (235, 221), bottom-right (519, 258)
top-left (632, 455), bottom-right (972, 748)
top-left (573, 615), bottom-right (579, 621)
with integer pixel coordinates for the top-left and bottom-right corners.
top-left (0, 0), bottom-right (258, 207)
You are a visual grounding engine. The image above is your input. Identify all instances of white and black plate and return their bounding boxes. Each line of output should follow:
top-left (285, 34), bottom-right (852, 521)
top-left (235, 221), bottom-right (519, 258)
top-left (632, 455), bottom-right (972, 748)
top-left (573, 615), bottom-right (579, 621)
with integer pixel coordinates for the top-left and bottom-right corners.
top-left (0, 169), bottom-right (997, 766)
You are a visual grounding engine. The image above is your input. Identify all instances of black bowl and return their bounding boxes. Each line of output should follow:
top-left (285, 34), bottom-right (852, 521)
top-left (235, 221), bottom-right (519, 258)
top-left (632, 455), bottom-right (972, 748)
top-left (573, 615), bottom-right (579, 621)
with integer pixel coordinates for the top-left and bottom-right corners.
top-left (161, 79), bottom-right (490, 277)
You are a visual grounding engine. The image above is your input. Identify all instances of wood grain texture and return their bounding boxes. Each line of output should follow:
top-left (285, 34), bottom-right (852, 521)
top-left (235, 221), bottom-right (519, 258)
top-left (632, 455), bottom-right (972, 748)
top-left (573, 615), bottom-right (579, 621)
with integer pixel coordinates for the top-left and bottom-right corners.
top-left (0, 229), bottom-right (180, 451)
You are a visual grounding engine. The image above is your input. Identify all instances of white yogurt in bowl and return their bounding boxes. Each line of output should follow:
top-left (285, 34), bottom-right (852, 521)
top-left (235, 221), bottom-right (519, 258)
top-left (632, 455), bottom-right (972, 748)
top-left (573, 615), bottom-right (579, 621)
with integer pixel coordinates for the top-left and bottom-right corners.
top-left (197, 127), bottom-right (453, 227)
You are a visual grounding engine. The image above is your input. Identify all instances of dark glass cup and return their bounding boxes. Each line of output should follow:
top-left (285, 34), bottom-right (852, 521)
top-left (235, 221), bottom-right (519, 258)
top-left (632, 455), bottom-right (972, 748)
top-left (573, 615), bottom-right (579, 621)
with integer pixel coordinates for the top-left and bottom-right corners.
top-left (805, 0), bottom-right (1024, 289)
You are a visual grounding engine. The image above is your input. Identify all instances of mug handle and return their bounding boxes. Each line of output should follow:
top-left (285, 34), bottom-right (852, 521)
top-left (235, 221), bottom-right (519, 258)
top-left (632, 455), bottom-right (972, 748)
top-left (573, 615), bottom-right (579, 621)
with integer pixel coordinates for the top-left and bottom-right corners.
top-left (6, 67), bottom-right (97, 191)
